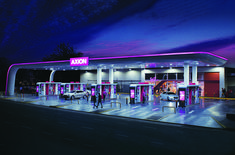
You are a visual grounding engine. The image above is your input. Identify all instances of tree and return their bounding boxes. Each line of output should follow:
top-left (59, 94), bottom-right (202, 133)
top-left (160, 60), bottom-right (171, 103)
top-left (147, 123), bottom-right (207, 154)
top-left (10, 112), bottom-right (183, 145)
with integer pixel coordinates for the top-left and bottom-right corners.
top-left (43, 43), bottom-right (83, 61)
top-left (0, 57), bottom-right (10, 91)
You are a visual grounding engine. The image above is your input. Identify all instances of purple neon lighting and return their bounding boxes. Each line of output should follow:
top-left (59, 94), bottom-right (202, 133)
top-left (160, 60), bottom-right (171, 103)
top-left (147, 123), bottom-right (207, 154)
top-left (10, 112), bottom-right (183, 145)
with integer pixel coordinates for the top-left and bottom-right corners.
top-left (5, 52), bottom-right (227, 95)
top-left (70, 57), bottom-right (89, 66)
top-left (5, 64), bottom-right (14, 96)
top-left (130, 89), bottom-right (135, 98)
top-left (89, 52), bottom-right (228, 61)
top-left (180, 91), bottom-right (185, 101)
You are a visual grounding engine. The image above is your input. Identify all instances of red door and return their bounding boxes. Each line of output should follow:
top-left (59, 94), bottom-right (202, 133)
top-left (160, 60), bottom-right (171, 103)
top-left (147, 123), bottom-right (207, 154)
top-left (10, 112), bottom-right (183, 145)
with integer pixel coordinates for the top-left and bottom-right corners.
top-left (204, 73), bottom-right (219, 97)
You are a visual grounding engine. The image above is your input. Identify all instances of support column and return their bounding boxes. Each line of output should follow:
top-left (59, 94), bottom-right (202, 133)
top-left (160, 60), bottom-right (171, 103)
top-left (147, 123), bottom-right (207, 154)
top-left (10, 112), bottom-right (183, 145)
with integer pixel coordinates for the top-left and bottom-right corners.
top-left (219, 67), bottom-right (225, 97)
top-left (109, 67), bottom-right (114, 98)
top-left (49, 70), bottom-right (56, 82)
top-left (109, 67), bottom-right (113, 84)
top-left (149, 85), bottom-right (152, 101)
top-left (192, 64), bottom-right (198, 84)
top-left (184, 62), bottom-right (189, 86)
top-left (141, 69), bottom-right (145, 82)
top-left (5, 65), bottom-right (19, 96)
top-left (97, 67), bottom-right (102, 84)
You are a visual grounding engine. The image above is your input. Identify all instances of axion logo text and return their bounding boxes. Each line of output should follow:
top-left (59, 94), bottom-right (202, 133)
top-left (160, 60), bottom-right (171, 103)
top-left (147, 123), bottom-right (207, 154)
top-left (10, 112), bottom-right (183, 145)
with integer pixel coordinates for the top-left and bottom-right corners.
top-left (70, 57), bottom-right (89, 66)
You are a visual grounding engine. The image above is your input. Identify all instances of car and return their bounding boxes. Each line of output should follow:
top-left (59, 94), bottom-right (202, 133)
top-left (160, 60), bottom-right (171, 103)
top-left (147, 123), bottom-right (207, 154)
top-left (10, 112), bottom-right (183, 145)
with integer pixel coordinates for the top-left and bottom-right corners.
top-left (63, 90), bottom-right (86, 100)
top-left (160, 91), bottom-right (179, 101)
top-left (86, 88), bottom-right (91, 95)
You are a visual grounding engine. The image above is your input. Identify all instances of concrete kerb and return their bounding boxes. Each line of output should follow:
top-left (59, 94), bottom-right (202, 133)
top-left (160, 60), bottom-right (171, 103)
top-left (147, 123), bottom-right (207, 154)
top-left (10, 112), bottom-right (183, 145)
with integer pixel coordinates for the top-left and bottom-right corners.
top-left (111, 102), bottom-right (121, 108)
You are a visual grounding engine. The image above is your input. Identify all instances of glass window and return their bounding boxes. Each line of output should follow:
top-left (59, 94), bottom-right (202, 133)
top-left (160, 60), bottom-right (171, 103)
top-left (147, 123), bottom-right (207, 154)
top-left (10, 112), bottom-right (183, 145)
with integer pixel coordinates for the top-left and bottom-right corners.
top-left (145, 73), bottom-right (155, 80)
top-left (156, 73), bottom-right (167, 80)
top-left (178, 73), bottom-right (184, 79)
top-left (168, 73), bottom-right (176, 80)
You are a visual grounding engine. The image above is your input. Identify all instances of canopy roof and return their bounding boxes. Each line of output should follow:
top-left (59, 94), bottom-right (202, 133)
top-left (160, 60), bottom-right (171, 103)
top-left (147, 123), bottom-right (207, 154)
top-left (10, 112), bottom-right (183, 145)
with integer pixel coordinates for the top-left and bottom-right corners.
top-left (9, 52), bottom-right (227, 71)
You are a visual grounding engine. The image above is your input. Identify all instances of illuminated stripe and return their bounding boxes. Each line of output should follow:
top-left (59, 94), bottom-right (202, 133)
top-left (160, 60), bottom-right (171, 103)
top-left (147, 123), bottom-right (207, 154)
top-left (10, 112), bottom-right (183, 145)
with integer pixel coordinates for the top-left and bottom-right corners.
top-left (211, 116), bottom-right (226, 128)
top-left (200, 97), bottom-right (235, 100)
top-left (158, 114), bottom-right (173, 121)
top-left (54, 103), bottom-right (77, 108)
top-left (99, 108), bottom-right (116, 114)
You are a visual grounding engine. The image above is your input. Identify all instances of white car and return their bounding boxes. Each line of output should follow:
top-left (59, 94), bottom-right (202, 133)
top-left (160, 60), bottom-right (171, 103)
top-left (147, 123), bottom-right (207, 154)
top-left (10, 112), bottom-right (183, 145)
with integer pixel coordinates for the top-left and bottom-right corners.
top-left (160, 91), bottom-right (179, 101)
top-left (86, 88), bottom-right (91, 95)
top-left (63, 90), bottom-right (86, 100)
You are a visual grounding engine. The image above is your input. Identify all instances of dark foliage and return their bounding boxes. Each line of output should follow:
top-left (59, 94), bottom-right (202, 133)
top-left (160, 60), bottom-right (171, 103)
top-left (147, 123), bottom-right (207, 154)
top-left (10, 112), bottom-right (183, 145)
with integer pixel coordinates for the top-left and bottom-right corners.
top-left (43, 42), bottom-right (83, 61)
top-left (0, 57), bottom-right (10, 91)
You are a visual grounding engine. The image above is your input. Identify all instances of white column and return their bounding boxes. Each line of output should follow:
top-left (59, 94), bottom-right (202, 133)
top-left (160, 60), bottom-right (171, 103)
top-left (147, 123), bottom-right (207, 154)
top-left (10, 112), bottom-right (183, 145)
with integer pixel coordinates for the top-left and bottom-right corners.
top-left (5, 65), bottom-right (19, 96)
top-left (43, 84), bottom-right (46, 95)
top-left (149, 85), bottom-right (152, 101)
top-left (184, 62), bottom-right (189, 86)
top-left (109, 67), bottom-right (114, 98)
top-left (97, 67), bottom-right (102, 84)
top-left (109, 67), bottom-right (113, 84)
top-left (55, 84), bottom-right (58, 95)
top-left (219, 67), bottom-right (225, 97)
top-left (192, 65), bottom-right (197, 84)
top-left (49, 70), bottom-right (56, 82)
top-left (141, 69), bottom-right (145, 82)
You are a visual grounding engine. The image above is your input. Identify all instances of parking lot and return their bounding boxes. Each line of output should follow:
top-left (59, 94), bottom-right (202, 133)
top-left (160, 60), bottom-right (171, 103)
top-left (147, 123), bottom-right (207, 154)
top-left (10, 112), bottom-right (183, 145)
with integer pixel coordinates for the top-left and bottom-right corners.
top-left (1, 93), bottom-right (235, 129)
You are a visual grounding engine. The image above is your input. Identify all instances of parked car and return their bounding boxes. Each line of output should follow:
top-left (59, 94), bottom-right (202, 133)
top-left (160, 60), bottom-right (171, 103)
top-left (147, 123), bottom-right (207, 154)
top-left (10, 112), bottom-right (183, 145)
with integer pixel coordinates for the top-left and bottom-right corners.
top-left (63, 90), bottom-right (86, 100)
top-left (160, 91), bottom-right (179, 101)
top-left (86, 88), bottom-right (91, 95)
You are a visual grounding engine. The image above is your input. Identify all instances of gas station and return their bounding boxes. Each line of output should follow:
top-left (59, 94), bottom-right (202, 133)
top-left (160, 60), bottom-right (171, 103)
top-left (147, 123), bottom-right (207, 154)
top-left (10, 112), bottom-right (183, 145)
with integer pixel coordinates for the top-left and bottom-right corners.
top-left (4, 51), bottom-right (235, 129)
top-left (6, 52), bottom-right (227, 100)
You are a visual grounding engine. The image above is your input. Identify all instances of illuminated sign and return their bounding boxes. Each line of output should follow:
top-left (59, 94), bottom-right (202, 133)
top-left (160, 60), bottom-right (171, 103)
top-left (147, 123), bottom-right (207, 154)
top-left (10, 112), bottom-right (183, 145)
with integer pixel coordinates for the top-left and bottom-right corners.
top-left (130, 89), bottom-right (135, 98)
top-left (70, 57), bottom-right (89, 66)
top-left (61, 87), bottom-right (64, 94)
top-left (179, 91), bottom-right (185, 101)
top-left (91, 88), bottom-right (95, 96)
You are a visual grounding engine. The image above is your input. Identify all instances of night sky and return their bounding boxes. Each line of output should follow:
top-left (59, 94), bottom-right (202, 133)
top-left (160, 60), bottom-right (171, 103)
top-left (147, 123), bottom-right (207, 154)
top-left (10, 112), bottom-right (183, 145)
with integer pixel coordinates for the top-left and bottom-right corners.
top-left (0, 0), bottom-right (235, 67)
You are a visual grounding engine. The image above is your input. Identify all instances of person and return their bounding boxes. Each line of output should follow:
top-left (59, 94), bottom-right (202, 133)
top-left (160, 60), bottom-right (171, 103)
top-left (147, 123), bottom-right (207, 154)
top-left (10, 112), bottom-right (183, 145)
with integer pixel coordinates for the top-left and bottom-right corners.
top-left (93, 95), bottom-right (96, 108)
top-left (103, 90), bottom-right (106, 102)
top-left (167, 87), bottom-right (170, 91)
top-left (86, 92), bottom-right (89, 102)
top-left (222, 88), bottom-right (226, 97)
top-left (96, 93), bottom-right (103, 108)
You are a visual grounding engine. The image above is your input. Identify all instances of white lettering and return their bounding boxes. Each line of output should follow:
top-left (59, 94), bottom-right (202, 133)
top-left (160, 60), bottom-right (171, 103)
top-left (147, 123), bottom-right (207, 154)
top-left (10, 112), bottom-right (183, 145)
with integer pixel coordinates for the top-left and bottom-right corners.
top-left (70, 57), bottom-right (89, 66)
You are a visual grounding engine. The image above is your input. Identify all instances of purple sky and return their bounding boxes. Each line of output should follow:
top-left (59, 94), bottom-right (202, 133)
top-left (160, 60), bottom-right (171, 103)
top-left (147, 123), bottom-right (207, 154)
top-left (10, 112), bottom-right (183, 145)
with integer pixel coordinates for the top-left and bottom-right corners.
top-left (0, 0), bottom-right (235, 67)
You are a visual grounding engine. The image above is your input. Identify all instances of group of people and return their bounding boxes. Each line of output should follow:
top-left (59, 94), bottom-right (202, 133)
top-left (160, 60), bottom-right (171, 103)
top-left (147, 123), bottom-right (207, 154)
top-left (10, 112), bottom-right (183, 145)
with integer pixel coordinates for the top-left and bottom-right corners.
top-left (92, 91), bottom-right (107, 108)
top-left (222, 88), bottom-right (233, 98)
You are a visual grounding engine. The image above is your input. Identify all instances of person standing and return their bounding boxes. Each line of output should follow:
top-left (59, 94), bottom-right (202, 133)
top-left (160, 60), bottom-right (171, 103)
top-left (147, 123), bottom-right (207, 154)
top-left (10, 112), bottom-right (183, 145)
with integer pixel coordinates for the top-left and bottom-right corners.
top-left (86, 92), bottom-right (89, 102)
top-left (143, 91), bottom-right (146, 104)
top-left (103, 90), bottom-right (106, 102)
top-left (96, 93), bottom-right (103, 108)
top-left (93, 95), bottom-right (96, 108)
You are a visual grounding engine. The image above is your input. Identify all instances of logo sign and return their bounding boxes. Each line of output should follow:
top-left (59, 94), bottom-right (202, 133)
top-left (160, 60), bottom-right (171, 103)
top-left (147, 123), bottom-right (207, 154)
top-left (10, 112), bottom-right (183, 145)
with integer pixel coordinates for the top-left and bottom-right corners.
top-left (70, 57), bottom-right (89, 66)
top-left (130, 89), bottom-right (135, 98)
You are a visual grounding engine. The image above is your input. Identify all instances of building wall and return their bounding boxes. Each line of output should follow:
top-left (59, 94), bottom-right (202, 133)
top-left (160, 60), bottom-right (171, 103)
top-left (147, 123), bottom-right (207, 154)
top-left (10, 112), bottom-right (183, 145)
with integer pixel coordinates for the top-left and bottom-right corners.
top-left (80, 67), bottom-right (225, 95)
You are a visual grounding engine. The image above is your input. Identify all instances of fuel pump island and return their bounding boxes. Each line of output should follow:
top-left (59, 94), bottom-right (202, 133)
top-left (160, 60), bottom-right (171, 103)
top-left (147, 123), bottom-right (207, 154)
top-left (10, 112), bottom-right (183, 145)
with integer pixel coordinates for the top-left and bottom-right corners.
top-left (129, 83), bottom-right (154, 104)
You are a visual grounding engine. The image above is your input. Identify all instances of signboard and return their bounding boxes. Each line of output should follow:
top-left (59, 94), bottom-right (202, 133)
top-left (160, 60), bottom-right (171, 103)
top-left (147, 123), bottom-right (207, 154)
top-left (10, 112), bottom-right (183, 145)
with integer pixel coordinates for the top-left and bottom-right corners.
top-left (179, 91), bottom-right (185, 101)
top-left (70, 57), bottom-right (89, 66)
top-left (130, 89), bottom-right (135, 98)
top-left (91, 88), bottom-right (95, 96)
